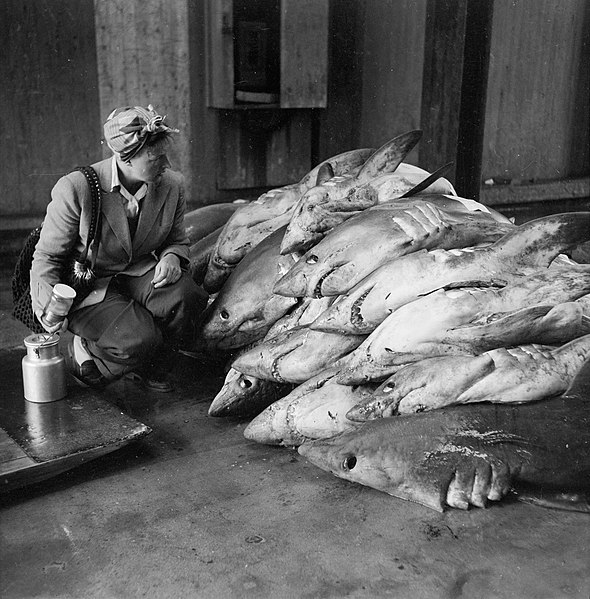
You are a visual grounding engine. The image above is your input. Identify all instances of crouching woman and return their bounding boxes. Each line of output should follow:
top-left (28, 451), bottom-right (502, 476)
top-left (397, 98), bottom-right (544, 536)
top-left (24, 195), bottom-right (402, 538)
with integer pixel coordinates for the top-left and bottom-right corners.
top-left (30, 105), bottom-right (207, 392)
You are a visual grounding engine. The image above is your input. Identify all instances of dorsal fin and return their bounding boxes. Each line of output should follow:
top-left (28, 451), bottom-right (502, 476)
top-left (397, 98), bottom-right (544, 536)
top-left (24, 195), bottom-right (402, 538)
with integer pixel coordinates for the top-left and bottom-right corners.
top-left (356, 129), bottom-right (422, 182)
top-left (316, 162), bottom-right (335, 186)
top-left (400, 162), bottom-right (455, 198)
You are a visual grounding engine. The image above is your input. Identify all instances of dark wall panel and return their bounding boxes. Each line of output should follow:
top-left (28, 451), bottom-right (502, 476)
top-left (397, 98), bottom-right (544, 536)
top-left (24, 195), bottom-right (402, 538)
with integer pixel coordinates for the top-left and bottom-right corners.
top-left (0, 0), bottom-right (101, 224)
top-left (482, 0), bottom-right (590, 182)
top-left (316, 0), bottom-right (365, 162)
top-left (360, 0), bottom-right (427, 159)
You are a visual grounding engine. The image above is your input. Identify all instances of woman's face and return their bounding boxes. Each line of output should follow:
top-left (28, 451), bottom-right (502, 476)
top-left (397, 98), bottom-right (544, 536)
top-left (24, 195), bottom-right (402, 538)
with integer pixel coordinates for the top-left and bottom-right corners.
top-left (129, 140), bottom-right (171, 183)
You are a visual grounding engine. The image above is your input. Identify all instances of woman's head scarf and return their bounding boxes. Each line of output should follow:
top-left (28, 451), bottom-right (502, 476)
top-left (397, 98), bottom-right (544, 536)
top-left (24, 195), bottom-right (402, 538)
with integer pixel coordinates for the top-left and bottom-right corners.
top-left (103, 105), bottom-right (179, 161)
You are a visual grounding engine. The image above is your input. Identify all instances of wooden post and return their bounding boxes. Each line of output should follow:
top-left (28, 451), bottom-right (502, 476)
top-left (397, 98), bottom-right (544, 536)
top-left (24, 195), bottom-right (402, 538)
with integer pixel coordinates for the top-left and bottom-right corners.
top-left (204, 0), bottom-right (235, 109)
top-left (316, 0), bottom-right (365, 162)
top-left (419, 0), bottom-right (468, 188)
top-left (419, 0), bottom-right (494, 199)
top-left (0, 0), bottom-right (100, 223)
top-left (94, 0), bottom-right (193, 197)
top-left (456, 0), bottom-right (494, 200)
top-left (280, 0), bottom-right (329, 108)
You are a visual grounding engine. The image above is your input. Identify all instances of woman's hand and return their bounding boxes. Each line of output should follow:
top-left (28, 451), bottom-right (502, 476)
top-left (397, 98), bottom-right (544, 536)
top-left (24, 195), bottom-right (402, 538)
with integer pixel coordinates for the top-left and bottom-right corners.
top-left (152, 254), bottom-right (182, 288)
top-left (35, 308), bottom-right (68, 334)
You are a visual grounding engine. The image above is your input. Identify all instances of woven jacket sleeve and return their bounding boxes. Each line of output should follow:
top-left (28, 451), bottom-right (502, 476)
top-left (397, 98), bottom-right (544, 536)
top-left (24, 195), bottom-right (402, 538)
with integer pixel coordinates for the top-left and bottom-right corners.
top-left (30, 174), bottom-right (86, 316)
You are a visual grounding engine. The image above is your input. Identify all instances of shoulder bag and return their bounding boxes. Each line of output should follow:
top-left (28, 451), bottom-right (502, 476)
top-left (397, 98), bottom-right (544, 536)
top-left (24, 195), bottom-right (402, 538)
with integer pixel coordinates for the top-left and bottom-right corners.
top-left (11, 166), bottom-right (103, 332)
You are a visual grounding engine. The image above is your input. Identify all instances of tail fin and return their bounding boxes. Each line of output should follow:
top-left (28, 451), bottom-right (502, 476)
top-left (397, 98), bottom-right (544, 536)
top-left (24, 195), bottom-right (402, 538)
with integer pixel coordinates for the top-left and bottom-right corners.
top-left (493, 213), bottom-right (590, 267)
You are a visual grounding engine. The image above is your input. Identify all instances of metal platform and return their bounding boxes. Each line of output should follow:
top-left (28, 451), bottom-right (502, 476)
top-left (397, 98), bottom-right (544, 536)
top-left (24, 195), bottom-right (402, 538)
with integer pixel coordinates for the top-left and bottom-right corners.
top-left (0, 346), bottom-right (150, 492)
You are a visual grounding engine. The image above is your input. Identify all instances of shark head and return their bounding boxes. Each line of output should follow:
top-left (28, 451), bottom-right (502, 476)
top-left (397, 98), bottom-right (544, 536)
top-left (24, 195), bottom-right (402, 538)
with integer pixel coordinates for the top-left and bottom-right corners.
top-left (280, 184), bottom-right (334, 255)
top-left (273, 246), bottom-right (342, 298)
top-left (198, 292), bottom-right (297, 351)
top-left (297, 421), bottom-right (448, 511)
top-left (298, 411), bottom-right (519, 512)
top-left (208, 369), bottom-right (271, 417)
top-left (346, 378), bottom-right (400, 422)
top-left (244, 395), bottom-right (306, 446)
top-left (231, 327), bottom-right (306, 382)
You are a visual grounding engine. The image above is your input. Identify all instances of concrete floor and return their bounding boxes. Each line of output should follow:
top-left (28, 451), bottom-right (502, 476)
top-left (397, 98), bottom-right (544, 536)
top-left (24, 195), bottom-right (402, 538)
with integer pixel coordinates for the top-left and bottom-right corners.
top-left (1, 269), bottom-right (589, 599)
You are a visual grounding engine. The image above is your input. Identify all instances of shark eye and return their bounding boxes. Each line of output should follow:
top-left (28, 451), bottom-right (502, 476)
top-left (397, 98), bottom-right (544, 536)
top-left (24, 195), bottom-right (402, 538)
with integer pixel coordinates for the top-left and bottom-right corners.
top-left (383, 384), bottom-right (394, 394)
top-left (306, 254), bottom-right (319, 264)
top-left (342, 455), bottom-right (357, 471)
top-left (239, 378), bottom-right (253, 389)
top-left (219, 309), bottom-right (229, 320)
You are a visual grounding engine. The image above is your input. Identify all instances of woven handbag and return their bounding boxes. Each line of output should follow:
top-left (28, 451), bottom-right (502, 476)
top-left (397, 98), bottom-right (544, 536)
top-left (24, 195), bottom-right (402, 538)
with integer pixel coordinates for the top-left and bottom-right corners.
top-left (11, 166), bottom-right (103, 332)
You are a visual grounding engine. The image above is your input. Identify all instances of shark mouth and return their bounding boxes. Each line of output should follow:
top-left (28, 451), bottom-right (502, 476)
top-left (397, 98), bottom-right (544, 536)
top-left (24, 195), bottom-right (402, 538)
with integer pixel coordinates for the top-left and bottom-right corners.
top-left (271, 358), bottom-right (287, 383)
top-left (279, 297), bottom-right (306, 319)
top-left (350, 289), bottom-right (371, 328)
top-left (313, 268), bottom-right (338, 298)
top-left (284, 397), bottom-right (307, 447)
top-left (270, 338), bottom-right (306, 383)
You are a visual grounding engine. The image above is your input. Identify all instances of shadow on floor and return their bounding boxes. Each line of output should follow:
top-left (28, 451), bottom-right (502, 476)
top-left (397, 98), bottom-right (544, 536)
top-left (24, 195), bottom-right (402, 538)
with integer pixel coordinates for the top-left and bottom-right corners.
top-left (1, 257), bottom-right (589, 599)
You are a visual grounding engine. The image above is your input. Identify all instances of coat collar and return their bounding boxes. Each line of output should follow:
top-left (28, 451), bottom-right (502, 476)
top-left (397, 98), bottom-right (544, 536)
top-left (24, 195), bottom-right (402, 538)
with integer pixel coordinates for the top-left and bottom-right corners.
top-left (91, 158), bottom-right (171, 258)
top-left (134, 178), bottom-right (171, 251)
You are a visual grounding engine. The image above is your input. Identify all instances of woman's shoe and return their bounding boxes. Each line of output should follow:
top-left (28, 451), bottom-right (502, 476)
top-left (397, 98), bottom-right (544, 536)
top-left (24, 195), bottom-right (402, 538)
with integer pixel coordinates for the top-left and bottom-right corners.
top-left (124, 370), bottom-right (173, 393)
top-left (65, 335), bottom-right (108, 389)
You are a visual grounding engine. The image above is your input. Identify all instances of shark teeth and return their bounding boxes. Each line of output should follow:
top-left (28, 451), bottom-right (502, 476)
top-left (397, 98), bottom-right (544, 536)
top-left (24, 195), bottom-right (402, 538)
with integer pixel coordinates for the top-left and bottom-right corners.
top-left (313, 268), bottom-right (337, 298)
top-left (350, 289), bottom-right (371, 328)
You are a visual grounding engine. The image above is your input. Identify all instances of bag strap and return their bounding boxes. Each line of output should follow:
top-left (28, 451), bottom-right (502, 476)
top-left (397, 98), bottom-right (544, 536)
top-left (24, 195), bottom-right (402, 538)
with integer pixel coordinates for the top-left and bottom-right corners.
top-left (74, 166), bottom-right (102, 266)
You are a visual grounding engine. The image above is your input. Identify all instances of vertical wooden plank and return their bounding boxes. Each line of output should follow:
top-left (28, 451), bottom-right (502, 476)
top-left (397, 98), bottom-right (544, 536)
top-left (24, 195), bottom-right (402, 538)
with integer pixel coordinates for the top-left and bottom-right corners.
top-left (94, 1), bottom-right (140, 107)
top-left (0, 0), bottom-right (100, 221)
top-left (217, 111), bottom-right (268, 189)
top-left (481, 0), bottom-right (590, 182)
top-left (217, 110), bottom-right (311, 189)
top-left (280, 0), bottom-right (329, 108)
top-left (455, 0), bottom-right (494, 200)
top-left (205, 0), bottom-right (235, 108)
top-left (266, 111), bottom-right (312, 185)
top-left (419, 0), bottom-right (468, 184)
top-left (316, 0), bottom-right (365, 162)
top-left (94, 0), bottom-right (192, 196)
top-left (187, 0), bottom-right (223, 205)
top-left (359, 0), bottom-right (427, 163)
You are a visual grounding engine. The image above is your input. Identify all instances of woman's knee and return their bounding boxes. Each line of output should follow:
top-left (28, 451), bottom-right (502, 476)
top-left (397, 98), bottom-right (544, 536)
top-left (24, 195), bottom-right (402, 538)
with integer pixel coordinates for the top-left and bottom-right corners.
top-left (168, 275), bottom-right (208, 318)
top-left (185, 280), bottom-right (208, 315)
top-left (97, 314), bottom-right (162, 362)
top-left (128, 326), bottom-right (162, 356)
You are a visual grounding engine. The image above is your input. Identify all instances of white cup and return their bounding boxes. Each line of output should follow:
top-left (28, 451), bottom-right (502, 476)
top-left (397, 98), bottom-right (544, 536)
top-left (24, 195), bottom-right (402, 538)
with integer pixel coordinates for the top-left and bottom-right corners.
top-left (42, 283), bottom-right (77, 326)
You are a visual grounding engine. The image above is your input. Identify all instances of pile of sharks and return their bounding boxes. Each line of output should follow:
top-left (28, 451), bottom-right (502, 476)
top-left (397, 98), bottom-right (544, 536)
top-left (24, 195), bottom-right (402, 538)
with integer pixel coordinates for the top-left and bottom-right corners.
top-left (186, 130), bottom-right (590, 513)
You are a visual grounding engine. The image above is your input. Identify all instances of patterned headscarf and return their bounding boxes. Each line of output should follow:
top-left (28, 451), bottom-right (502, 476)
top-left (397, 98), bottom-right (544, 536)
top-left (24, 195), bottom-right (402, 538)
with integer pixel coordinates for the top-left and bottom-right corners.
top-left (103, 104), bottom-right (179, 161)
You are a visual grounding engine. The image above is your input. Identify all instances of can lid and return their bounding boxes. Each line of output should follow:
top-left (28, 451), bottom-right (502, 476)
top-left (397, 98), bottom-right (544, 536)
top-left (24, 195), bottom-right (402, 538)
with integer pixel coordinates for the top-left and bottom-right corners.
top-left (24, 333), bottom-right (60, 348)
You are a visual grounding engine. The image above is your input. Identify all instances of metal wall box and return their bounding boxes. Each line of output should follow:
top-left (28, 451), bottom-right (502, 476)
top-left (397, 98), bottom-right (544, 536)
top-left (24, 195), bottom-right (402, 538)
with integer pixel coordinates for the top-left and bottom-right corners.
top-left (205, 0), bottom-right (329, 109)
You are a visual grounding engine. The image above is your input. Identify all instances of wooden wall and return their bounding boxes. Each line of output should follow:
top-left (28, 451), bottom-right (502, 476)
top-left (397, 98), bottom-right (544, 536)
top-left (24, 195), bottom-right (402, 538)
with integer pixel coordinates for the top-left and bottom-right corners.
top-left (94, 0), bottom-right (193, 195)
top-left (478, 0), bottom-right (590, 217)
top-left (482, 0), bottom-right (590, 182)
top-left (1, 0), bottom-right (588, 238)
top-left (0, 0), bottom-right (101, 228)
top-left (359, 0), bottom-right (427, 162)
top-left (187, 0), bottom-right (223, 204)
top-left (316, 0), bottom-right (366, 160)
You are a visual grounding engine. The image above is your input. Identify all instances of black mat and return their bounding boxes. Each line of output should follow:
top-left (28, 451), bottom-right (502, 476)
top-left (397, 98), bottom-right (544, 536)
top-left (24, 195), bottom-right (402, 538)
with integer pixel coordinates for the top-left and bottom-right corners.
top-left (0, 347), bottom-right (150, 463)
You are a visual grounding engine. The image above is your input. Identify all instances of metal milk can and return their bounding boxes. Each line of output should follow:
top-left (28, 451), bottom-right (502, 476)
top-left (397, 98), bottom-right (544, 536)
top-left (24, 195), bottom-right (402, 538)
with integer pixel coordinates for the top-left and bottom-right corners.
top-left (22, 333), bottom-right (67, 403)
